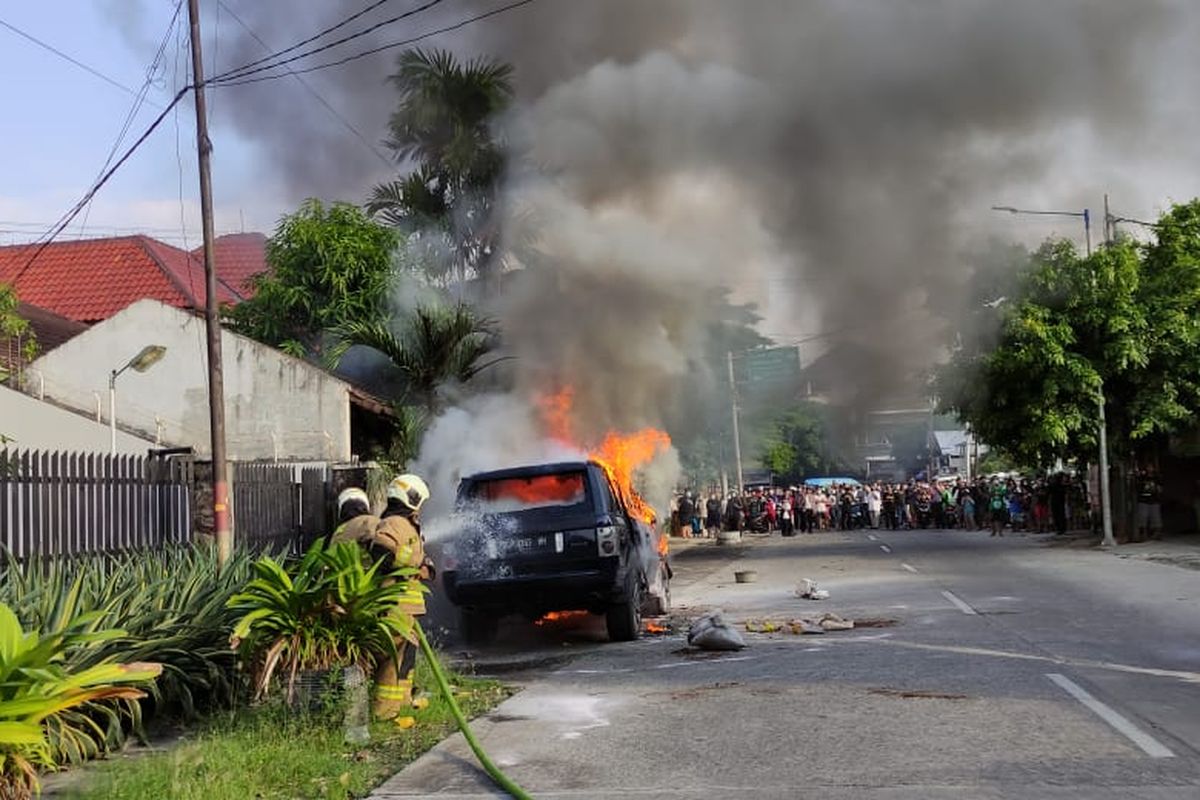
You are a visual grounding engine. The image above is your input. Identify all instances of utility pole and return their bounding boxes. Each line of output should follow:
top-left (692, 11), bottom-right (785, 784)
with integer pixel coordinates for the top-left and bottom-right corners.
top-left (726, 351), bottom-right (744, 494)
top-left (187, 0), bottom-right (232, 566)
top-left (1098, 382), bottom-right (1116, 547)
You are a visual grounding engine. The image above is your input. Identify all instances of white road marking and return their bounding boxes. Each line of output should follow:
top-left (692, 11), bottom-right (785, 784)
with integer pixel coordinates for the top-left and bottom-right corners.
top-left (652, 655), bottom-right (755, 670)
top-left (879, 544), bottom-right (892, 553)
top-left (1046, 673), bottom-right (1175, 758)
top-left (941, 590), bottom-right (977, 615)
top-left (901, 563), bottom-right (919, 573)
top-left (867, 534), bottom-right (878, 541)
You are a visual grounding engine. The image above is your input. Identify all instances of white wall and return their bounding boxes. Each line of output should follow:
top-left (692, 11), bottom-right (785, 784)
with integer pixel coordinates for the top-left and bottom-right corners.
top-left (0, 385), bottom-right (153, 454)
top-left (26, 300), bottom-right (352, 461)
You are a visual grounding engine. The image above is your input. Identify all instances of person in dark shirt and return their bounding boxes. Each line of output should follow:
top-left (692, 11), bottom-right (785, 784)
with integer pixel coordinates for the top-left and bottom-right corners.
top-left (1135, 467), bottom-right (1163, 541)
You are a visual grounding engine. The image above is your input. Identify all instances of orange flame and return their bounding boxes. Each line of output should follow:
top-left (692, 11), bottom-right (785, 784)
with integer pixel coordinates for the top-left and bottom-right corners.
top-left (644, 621), bottom-right (669, 634)
top-left (534, 387), bottom-right (671, 531)
top-left (534, 610), bottom-right (590, 626)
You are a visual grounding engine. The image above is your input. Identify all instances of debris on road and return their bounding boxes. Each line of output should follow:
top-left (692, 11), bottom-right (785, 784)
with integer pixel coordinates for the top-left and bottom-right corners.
top-left (869, 687), bottom-right (969, 700)
top-left (687, 610), bottom-right (747, 651)
top-left (795, 579), bottom-right (830, 600)
top-left (745, 612), bottom-right (855, 635)
top-left (734, 569), bottom-right (758, 583)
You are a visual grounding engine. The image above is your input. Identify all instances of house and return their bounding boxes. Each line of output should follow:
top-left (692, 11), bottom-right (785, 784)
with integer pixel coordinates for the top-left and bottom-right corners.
top-left (1, 302), bottom-right (87, 382)
top-left (0, 233), bottom-right (267, 324)
top-left (23, 299), bottom-right (392, 462)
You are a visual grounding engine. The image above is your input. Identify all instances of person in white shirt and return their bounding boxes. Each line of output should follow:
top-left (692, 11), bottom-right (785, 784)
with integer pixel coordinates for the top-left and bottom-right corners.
top-left (867, 485), bottom-right (883, 529)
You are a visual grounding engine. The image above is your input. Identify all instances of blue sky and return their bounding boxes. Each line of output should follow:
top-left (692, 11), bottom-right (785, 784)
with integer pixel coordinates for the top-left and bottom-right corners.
top-left (0, 1), bottom-right (286, 246)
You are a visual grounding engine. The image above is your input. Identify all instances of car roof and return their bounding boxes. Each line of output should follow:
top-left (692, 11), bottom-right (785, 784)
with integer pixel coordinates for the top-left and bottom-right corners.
top-left (460, 461), bottom-right (596, 484)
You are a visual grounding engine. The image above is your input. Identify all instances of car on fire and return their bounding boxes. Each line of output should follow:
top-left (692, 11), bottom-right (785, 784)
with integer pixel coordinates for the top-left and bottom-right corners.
top-left (441, 460), bottom-right (672, 644)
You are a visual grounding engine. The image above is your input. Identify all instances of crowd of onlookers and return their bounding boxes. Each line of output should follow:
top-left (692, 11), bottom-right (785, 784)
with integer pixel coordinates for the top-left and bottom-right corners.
top-left (670, 473), bottom-right (1114, 538)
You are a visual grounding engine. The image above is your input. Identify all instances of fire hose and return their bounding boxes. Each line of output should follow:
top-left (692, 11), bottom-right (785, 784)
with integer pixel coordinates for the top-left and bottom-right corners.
top-left (415, 623), bottom-right (534, 800)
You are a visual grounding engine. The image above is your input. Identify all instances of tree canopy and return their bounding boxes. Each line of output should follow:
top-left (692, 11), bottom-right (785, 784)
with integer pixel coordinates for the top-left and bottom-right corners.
top-left (758, 403), bottom-right (847, 484)
top-left (367, 48), bottom-right (514, 285)
top-left (225, 199), bottom-right (398, 358)
top-left (938, 200), bottom-right (1200, 468)
top-left (0, 283), bottom-right (36, 385)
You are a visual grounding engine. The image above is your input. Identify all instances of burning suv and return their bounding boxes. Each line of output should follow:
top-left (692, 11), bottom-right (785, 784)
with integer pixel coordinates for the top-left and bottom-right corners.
top-left (441, 461), bottom-right (671, 644)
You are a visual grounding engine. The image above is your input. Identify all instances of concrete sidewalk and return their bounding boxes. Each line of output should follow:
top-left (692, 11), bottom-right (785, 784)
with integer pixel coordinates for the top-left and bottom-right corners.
top-left (1037, 529), bottom-right (1200, 571)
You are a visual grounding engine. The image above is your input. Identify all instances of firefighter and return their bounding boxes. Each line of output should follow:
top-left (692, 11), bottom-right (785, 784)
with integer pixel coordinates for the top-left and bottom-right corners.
top-left (331, 487), bottom-right (379, 545)
top-left (370, 474), bottom-right (433, 720)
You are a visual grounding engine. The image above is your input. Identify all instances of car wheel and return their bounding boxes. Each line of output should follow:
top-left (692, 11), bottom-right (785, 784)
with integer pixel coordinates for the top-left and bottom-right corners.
top-left (461, 608), bottom-right (498, 645)
top-left (605, 572), bottom-right (643, 642)
top-left (644, 562), bottom-right (671, 616)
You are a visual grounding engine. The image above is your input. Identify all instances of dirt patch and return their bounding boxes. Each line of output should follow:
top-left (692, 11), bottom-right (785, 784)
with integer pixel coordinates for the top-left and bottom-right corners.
top-left (853, 618), bottom-right (900, 628)
top-left (869, 687), bottom-right (969, 700)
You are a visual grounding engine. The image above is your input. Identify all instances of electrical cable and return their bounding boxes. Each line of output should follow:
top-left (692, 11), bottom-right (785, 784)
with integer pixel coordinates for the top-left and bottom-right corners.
top-left (7, 87), bottom-right (191, 288)
top-left (212, 0), bottom-right (536, 88)
top-left (210, 0), bottom-right (444, 85)
top-left (212, 0), bottom-right (398, 80)
top-left (0, 16), bottom-right (161, 105)
top-left (79, 2), bottom-right (184, 236)
top-left (216, 0), bottom-right (393, 167)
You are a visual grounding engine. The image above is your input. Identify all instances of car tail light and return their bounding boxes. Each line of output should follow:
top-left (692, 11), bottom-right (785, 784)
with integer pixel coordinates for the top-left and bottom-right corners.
top-left (596, 525), bottom-right (618, 556)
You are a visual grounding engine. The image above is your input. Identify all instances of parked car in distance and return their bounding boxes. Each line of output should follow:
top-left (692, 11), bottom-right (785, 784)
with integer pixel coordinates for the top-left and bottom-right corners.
top-left (441, 461), bottom-right (671, 644)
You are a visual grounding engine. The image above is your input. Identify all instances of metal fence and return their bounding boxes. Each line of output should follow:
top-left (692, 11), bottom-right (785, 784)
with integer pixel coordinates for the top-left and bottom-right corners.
top-left (1, 449), bottom-right (336, 559)
top-left (231, 462), bottom-right (331, 551)
top-left (0, 450), bottom-right (192, 558)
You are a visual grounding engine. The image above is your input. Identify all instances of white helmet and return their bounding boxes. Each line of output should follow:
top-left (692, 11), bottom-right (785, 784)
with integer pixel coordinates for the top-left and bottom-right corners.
top-left (337, 487), bottom-right (370, 515)
top-left (387, 474), bottom-right (430, 513)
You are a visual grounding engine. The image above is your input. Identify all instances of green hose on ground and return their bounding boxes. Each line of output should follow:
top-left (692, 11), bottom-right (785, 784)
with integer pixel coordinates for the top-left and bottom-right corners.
top-left (415, 623), bottom-right (534, 800)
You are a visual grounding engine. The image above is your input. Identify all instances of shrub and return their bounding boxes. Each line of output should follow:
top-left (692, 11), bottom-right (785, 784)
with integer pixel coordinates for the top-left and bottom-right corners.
top-left (228, 540), bottom-right (423, 704)
top-left (0, 602), bottom-right (160, 800)
top-left (0, 546), bottom-right (263, 762)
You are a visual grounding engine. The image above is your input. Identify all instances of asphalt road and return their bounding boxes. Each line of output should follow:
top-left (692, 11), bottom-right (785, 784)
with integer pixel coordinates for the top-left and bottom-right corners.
top-left (374, 529), bottom-right (1200, 799)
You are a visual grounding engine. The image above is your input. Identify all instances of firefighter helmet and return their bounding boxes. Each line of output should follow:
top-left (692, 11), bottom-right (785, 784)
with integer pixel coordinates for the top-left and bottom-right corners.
top-left (387, 474), bottom-right (430, 513)
top-left (337, 487), bottom-right (370, 516)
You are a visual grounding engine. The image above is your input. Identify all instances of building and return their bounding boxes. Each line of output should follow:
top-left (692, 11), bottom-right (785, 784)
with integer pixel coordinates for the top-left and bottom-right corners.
top-left (0, 233), bottom-right (266, 324)
top-left (23, 299), bottom-right (391, 462)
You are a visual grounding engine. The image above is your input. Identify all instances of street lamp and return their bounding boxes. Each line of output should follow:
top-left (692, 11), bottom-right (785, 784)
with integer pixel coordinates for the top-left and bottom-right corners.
top-left (110, 345), bottom-right (166, 454)
top-left (991, 205), bottom-right (1092, 256)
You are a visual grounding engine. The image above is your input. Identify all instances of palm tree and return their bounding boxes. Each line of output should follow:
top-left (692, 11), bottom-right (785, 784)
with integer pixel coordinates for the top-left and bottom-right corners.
top-left (368, 49), bottom-right (514, 286)
top-left (329, 304), bottom-right (505, 413)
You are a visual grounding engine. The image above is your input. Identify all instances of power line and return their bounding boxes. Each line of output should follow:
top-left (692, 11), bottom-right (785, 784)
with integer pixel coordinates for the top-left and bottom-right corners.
top-left (213, 0), bottom-right (398, 80)
top-left (211, 0), bottom-right (442, 84)
top-left (212, 0), bottom-right (537, 88)
top-left (216, 0), bottom-right (393, 167)
top-left (7, 87), bottom-right (192, 287)
top-left (0, 16), bottom-right (162, 106)
top-left (78, 2), bottom-right (184, 237)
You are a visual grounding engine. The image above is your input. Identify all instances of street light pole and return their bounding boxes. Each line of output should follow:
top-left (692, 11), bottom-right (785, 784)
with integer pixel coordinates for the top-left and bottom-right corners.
top-left (1097, 382), bottom-right (1115, 547)
top-left (991, 205), bottom-right (1092, 256)
top-left (726, 351), bottom-right (744, 494)
top-left (108, 345), bottom-right (167, 455)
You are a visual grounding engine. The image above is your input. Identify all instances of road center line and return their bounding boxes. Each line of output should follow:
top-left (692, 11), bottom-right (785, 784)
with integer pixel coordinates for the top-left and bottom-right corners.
top-left (1046, 673), bottom-right (1175, 758)
top-left (879, 544), bottom-right (892, 553)
top-left (901, 563), bottom-right (918, 573)
top-left (941, 590), bottom-right (977, 615)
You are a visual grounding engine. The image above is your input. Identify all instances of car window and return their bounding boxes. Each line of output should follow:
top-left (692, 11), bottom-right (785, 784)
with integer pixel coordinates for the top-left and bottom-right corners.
top-left (465, 471), bottom-right (591, 513)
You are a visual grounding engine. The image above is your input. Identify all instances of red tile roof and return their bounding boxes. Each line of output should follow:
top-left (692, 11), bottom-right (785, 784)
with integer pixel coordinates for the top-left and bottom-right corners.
top-left (193, 233), bottom-right (268, 298)
top-left (0, 234), bottom-right (263, 323)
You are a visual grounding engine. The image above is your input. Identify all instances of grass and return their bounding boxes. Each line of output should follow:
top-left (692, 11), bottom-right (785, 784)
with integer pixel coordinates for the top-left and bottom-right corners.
top-left (62, 657), bottom-right (509, 800)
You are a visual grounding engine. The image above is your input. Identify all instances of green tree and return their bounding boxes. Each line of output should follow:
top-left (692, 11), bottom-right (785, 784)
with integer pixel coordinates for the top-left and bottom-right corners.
top-left (225, 200), bottom-right (398, 357)
top-left (367, 49), bottom-right (514, 285)
top-left (330, 304), bottom-right (502, 414)
top-left (0, 284), bottom-right (36, 385)
top-left (939, 200), bottom-right (1200, 530)
top-left (758, 403), bottom-right (846, 483)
